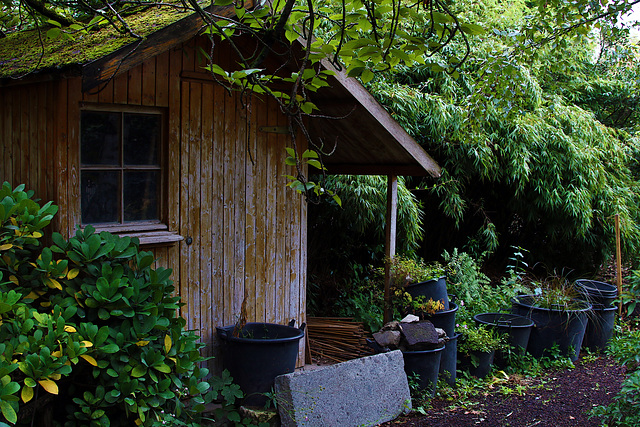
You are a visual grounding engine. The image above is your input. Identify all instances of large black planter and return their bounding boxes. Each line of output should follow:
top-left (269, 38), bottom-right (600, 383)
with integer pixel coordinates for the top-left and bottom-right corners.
top-left (422, 301), bottom-right (458, 337)
top-left (439, 333), bottom-right (461, 386)
top-left (403, 344), bottom-right (445, 396)
top-left (511, 295), bottom-right (591, 362)
top-left (583, 304), bottom-right (617, 351)
top-left (473, 313), bottom-right (533, 356)
top-left (460, 349), bottom-right (495, 379)
top-left (574, 279), bottom-right (618, 307)
top-left (217, 322), bottom-right (305, 407)
top-left (406, 276), bottom-right (449, 310)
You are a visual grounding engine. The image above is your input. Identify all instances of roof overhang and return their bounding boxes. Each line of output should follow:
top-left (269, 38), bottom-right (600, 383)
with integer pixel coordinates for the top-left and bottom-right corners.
top-left (309, 59), bottom-right (441, 177)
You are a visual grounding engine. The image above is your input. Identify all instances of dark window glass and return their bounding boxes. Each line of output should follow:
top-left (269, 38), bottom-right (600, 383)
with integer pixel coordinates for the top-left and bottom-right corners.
top-left (124, 171), bottom-right (159, 222)
top-left (81, 171), bottom-right (119, 223)
top-left (80, 110), bottom-right (162, 225)
top-left (81, 111), bottom-right (120, 166)
top-left (123, 113), bottom-right (160, 166)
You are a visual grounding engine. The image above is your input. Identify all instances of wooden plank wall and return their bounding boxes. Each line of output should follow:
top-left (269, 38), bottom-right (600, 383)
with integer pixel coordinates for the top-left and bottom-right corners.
top-left (0, 36), bottom-right (308, 369)
top-left (175, 37), bottom-right (308, 367)
top-left (0, 78), bottom-right (78, 238)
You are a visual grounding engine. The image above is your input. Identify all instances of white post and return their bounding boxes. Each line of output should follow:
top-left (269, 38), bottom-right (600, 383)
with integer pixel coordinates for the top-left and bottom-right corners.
top-left (384, 175), bottom-right (398, 324)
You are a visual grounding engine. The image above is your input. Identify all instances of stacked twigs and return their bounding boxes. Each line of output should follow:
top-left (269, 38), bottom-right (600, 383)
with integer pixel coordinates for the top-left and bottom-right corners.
top-left (307, 317), bottom-right (373, 363)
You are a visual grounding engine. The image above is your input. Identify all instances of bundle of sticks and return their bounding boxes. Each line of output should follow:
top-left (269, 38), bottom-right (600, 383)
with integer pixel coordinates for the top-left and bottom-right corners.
top-left (307, 317), bottom-right (373, 364)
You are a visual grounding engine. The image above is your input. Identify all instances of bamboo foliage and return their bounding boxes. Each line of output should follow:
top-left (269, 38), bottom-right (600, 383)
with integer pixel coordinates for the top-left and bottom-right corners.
top-left (311, 175), bottom-right (424, 253)
top-left (364, 6), bottom-right (640, 267)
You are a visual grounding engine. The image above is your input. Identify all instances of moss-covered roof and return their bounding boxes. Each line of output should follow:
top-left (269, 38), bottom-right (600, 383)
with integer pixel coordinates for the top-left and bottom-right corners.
top-left (0, 2), bottom-right (209, 79)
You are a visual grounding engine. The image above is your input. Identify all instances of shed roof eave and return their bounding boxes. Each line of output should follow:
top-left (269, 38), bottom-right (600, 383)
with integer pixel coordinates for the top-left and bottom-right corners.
top-left (318, 58), bottom-right (441, 178)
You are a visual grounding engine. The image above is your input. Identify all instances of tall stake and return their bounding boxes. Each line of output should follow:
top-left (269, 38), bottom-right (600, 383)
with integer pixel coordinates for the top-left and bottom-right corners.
top-left (615, 214), bottom-right (623, 317)
top-left (384, 175), bottom-right (398, 324)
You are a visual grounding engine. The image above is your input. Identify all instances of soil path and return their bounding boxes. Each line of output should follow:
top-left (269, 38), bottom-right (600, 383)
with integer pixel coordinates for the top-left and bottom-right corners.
top-left (383, 355), bottom-right (625, 427)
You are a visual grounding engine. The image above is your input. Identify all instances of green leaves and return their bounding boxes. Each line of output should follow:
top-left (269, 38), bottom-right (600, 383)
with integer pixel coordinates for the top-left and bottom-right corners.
top-left (460, 23), bottom-right (485, 35)
top-left (0, 186), bottom-right (221, 425)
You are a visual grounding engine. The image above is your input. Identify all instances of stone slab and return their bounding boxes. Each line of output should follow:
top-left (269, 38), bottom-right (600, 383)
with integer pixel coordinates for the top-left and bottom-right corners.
top-left (275, 350), bottom-right (411, 427)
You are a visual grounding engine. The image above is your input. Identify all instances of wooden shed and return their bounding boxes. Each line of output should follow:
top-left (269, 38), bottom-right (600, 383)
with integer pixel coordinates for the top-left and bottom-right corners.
top-left (0, 3), bottom-right (440, 368)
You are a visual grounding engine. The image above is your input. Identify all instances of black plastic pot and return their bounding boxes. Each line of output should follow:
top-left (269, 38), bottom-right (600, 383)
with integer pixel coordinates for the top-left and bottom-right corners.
top-left (406, 276), bottom-right (449, 310)
top-left (439, 333), bottom-right (461, 386)
top-left (473, 313), bottom-right (533, 356)
top-left (511, 295), bottom-right (591, 362)
top-left (459, 349), bottom-right (495, 379)
top-left (216, 321), bottom-right (305, 407)
top-left (422, 301), bottom-right (458, 337)
top-left (574, 279), bottom-right (617, 307)
top-left (583, 304), bottom-right (617, 351)
top-left (403, 344), bottom-right (445, 396)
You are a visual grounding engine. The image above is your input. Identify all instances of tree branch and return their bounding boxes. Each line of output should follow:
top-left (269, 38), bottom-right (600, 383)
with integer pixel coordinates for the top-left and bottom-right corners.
top-left (22, 0), bottom-right (77, 26)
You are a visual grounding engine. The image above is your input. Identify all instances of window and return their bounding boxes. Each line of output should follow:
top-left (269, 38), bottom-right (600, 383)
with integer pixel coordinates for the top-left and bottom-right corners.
top-left (80, 109), bottom-right (163, 228)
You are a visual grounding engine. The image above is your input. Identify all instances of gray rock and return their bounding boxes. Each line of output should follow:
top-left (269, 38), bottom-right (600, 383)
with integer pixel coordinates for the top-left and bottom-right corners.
top-left (400, 314), bottom-right (420, 323)
top-left (275, 350), bottom-right (411, 427)
top-left (399, 321), bottom-right (440, 350)
top-left (381, 320), bottom-right (400, 331)
top-left (373, 330), bottom-right (401, 348)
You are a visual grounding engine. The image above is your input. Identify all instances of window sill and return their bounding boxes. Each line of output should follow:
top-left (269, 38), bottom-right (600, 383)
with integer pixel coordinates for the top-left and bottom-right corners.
top-left (118, 230), bottom-right (184, 247)
top-left (89, 224), bottom-right (183, 247)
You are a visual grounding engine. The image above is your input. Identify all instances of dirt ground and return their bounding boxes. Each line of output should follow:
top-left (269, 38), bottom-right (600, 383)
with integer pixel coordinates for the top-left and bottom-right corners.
top-left (382, 354), bottom-right (625, 427)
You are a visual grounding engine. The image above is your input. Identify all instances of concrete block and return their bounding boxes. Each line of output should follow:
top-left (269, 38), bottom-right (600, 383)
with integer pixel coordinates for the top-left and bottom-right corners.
top-left (275, 350), bottom-right (411, 427)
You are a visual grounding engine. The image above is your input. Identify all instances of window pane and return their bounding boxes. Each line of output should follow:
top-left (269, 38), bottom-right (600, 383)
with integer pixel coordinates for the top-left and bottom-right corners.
top-left (81, 111), bottom-right (120, 166)
top-left (123, 113), bottom-right (160, 166)
top-left (123, 171), bottom-right (159, 222)
top-left (81, 171), bottom-right (119, 224)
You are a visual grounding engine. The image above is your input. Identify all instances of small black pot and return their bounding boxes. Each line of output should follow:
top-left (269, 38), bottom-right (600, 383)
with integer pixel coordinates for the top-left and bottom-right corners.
top-left (406, 276), bottom-right (449, 310)
top-left (459, 349), bottom-right (495, 379)
top-left (583, 304), bottom-right (617, 351)
top-left (403, 344), bottom-right (445, 396)
top-left (421, 301), bottom-right (458, 337)
top-left (473, 312), bottom-right (534, 357)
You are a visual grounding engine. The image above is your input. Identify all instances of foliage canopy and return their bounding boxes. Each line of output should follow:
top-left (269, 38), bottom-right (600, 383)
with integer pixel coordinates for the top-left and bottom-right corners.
top-left (2, 0), bottom-right (639, 204)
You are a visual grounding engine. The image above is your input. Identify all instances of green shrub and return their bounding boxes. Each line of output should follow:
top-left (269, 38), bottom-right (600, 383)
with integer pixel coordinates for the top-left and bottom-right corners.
top-left (0, 183), bottom-right (246, 426)
top-left (458, 324), bottom-right (505, 354)
top-left (591, 329), bottom-right (640, 426)
top-left (443, 248), bottom-right (526, 324)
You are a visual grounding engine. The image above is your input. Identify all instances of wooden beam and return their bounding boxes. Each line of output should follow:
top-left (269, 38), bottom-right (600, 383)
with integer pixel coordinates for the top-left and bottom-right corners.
top-left (325, 163), bottom-right (432, 176)
top-left (384, 175), bottom-right (398, 324)
top-left (82, 1), bottom-right (255, 92)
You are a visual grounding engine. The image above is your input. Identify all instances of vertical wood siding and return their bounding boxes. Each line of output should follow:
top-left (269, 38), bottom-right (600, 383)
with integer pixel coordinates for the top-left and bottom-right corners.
top-left (0, 36), bottom-right (307, 368)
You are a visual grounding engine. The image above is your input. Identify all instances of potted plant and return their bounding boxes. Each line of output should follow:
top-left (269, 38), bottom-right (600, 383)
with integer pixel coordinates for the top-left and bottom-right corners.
top-left (511, 278), bottom-right (592, 361)
top-left (458, 324), bottom-right (505, 378)
top-left (216, 316), bottom-right (305, 407)
top-left (473, 313), bottom-right (534, 358)
top-left (393, 291), bottom-right (444, 318)
top-left (387, 255), bottom-right (449, 310)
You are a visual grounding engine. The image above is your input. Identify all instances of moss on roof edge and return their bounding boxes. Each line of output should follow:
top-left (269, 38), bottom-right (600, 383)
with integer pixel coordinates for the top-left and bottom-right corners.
top-left (0, 2), bottom-right (209, 79)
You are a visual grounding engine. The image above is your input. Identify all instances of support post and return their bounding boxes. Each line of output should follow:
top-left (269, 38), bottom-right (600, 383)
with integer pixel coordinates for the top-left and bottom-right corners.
top-left (615, 214), bottom-right (623, 317)
top-left (384, 175), bottom-right (398, 324)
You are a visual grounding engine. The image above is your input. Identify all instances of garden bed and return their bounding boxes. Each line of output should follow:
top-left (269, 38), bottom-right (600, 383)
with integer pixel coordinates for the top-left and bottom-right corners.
top-left (382, 354), bottom-right (624, 426)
